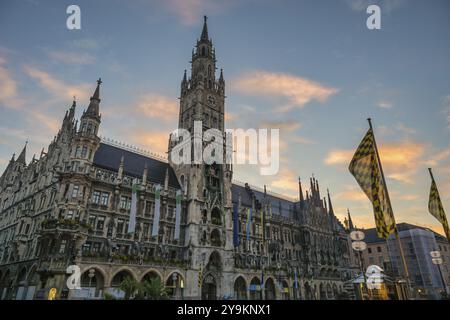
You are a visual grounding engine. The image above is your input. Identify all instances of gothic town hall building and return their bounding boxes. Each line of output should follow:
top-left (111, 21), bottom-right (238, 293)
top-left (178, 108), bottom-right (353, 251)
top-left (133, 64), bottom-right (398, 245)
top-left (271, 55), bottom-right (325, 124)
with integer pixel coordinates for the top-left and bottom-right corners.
top-left (0, 18), bottom-right (358, 300)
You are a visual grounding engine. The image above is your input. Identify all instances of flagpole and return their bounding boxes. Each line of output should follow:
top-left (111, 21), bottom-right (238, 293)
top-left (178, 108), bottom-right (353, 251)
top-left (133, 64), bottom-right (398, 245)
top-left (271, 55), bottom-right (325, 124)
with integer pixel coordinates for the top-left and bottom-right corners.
top-left (367, 118), bottom-right (412, 299)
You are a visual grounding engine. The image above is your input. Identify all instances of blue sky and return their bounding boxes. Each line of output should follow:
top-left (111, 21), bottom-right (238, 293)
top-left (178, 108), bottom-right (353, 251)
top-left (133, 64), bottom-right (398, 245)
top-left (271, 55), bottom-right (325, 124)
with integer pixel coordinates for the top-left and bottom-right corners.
top-left (1, 0), bottom-right (450, 234)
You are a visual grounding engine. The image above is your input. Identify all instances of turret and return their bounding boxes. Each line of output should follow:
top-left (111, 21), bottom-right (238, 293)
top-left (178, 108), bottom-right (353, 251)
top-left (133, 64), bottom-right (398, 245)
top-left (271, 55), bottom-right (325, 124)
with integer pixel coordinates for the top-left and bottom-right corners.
top-left (71, 79), bottom-right (102, 171)
top-left (80, 79), bottom-right (102, 136)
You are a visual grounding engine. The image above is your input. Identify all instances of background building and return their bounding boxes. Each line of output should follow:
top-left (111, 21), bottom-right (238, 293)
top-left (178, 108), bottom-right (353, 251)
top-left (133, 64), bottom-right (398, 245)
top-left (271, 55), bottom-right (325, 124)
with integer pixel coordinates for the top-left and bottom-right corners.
top-left (361, 223), bottom-right (450, 299)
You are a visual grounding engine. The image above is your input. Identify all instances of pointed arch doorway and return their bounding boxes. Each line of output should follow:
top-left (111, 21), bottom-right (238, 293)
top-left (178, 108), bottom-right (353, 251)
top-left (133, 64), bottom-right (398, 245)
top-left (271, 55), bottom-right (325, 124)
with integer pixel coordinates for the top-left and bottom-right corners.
top-left (201, 273), bottom-right (217, 300)
top-left (201, 251), bottom-right (222, 300)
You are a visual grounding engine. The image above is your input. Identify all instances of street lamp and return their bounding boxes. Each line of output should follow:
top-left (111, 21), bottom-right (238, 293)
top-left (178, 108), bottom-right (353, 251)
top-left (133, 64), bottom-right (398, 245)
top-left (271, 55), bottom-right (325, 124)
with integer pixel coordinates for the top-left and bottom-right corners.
top-left (350, 230), bottom-right (367, 300)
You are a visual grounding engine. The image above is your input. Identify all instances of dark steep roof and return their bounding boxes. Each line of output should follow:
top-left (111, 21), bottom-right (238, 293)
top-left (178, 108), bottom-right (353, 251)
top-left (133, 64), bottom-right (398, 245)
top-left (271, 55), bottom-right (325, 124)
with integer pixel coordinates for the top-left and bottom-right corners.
top-left (231, 183), bottom-right (297, 219)
top-left (93, 143), bottom-right (180, 189)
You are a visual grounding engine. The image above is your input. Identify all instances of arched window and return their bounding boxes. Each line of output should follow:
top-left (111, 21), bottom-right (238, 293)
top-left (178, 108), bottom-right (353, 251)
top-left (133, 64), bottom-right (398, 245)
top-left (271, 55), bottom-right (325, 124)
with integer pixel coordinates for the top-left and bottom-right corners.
top-left (265, 278), bottom-right (276, 300)
top-left (202, 210), bottom-right (207, 223)
top-left (211, 207), bottom-right (221, 225)
top-left (210, 229), bottom-right (221, 247)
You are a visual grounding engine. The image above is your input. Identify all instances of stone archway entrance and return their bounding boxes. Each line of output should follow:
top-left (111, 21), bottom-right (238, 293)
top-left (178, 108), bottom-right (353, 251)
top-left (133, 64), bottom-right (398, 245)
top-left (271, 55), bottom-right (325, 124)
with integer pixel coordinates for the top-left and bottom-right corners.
top-left (201, 274), bottom-right (217, 300)
top-left (264, 278), bottom-right (276, 300)
top-left (234, 276), bottom-right (247, 300)
top-left (201, 251), bottom-right (222, 300)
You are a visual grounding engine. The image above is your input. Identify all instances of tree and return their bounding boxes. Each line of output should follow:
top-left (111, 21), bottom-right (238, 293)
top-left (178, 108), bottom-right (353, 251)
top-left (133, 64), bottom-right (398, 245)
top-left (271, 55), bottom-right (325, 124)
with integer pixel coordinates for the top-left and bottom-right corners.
top-left (119, 276), bottom-right (140, 300)
top-left (141, 278), bottom-right (168, 300)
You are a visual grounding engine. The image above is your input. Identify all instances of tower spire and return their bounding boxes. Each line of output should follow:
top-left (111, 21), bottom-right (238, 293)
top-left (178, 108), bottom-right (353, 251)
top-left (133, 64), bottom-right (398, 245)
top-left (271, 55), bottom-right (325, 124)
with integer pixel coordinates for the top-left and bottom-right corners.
top-left (298, 177), bottom-right (304, 202)
top-left (327, 189), bottom-right (334, 215)
top-left (69, 97), bottom-right (76, 119)
top-left (347, 209), bottom-right (354, 230)
top-left (85, 78), bottom-right (102, 117)
top-left (200, 15), bottom-right (209, 41)
top-left (17, 141), bottom-right (27, 165)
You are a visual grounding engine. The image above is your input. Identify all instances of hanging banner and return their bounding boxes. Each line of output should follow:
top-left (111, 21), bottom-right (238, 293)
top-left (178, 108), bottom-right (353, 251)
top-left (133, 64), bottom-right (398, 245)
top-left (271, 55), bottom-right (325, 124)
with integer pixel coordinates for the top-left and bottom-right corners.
top-left (174, 190), bottom-right (182, 240)
top-left (233, 203), bottom-right (240, 247)
top-left (246, 208), bottom-right (252, 241)
top-left (127, 179), bottom-right (139, 234)
top-left (151, 184), bottom-right (162, 237)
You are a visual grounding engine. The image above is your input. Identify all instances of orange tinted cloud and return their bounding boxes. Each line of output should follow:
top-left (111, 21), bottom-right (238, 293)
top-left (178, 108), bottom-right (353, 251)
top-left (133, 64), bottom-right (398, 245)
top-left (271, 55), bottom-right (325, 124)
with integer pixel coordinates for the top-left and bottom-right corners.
top-left (28, 110), bottom-right (60, 132)
top-left (163, 0), bottom-right (233, 25)
top-left (23, 65), bottom-right (90, 101)
top-left (325, 142), bottom-right (426, 183)
top-left (232, 70), bottom-right (338, 110)
top-left (270, 168), bottom-right (298, 195)
top-left (127, 129), bottom-right (169, 156)
top-left (134, 94), bottom-right (178, 122)
top-left (0, 56), bottom-right (24, 109)
top-left (335, 189), bottom-right (368, 201)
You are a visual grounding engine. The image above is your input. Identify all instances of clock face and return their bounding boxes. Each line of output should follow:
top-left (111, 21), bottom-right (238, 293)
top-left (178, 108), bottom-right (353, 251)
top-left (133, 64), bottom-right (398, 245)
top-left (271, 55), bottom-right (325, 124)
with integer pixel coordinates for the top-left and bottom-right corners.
top-left (207, 95), bottom-right (216, 106)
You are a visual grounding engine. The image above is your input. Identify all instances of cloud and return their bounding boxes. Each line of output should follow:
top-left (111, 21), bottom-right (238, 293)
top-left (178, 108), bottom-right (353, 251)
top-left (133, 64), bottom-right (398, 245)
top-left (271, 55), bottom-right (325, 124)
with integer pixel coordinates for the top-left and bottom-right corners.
top-left (377, 123), bottom-right (416, 137)
top-left (0, 56), bottom-right (24, 109)
top-left (335, 185), bottom-right (368, 201)
top-left (425, 148), bottom-right (450, 167)
top-left (232, 70), bottom-right (338, 111)
top-left (291, 135), bottom-right (315, 145)
top-left (69, 38), bottom-right (103, 50)
top-left (377, 100), bottom-right (393, 109)
top-left (162, 0), bottom-right (235, 25)
top-left (134, 94), bottom-right (178, 122)
top-left (324, 150), bottom-right (353, 166)
top-left (397, 122), bottom-right (416, 135)
top-left (224, 112), bottom-right (236, 122)
top-left (261, 120), bottom-right (301, 132)
top-left (127, 129), bottom-right (169, 156)
top-left (325, 141), bottom-right (426, 183)
top-left (23, 65), bottom-right (91, 102)
top-left (28, 110), bottom-right (60, 133)
top-left (269, 168), bottom-right (299, 194)
top-left (48, 50), bottom-right (95, 65)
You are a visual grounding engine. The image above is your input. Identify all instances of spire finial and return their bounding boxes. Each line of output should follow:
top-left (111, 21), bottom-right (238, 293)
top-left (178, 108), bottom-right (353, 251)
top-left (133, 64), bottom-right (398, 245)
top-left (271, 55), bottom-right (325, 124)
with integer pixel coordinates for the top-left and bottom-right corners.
top-left (347, 208), bottom-right (354, 230)
top-left (200, 15), bottom-right (209, 40)
top-left (327, 188), bottom-right (334, 215)
top-left (298, 176), bottom-right (304, 202)
top-left (85, 78), bottom-right (101, 117)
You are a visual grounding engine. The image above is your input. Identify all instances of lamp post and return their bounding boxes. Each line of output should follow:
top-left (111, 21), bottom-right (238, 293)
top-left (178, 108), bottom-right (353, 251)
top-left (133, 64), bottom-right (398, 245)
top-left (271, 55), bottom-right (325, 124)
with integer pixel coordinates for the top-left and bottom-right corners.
top-left (350, 230), bottom-right (367, 300)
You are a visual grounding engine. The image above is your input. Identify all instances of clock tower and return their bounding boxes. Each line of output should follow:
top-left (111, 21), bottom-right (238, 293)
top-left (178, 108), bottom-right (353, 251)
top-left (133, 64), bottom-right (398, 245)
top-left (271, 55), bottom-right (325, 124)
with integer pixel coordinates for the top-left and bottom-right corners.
top-left (168, 16), bottom-right (234, 299)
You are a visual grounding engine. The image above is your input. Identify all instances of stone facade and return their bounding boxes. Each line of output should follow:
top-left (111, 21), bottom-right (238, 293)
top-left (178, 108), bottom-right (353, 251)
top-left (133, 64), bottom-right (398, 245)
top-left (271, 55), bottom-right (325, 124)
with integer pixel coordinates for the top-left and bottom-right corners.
top-left (0, 17), bottom-right (358, 300)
